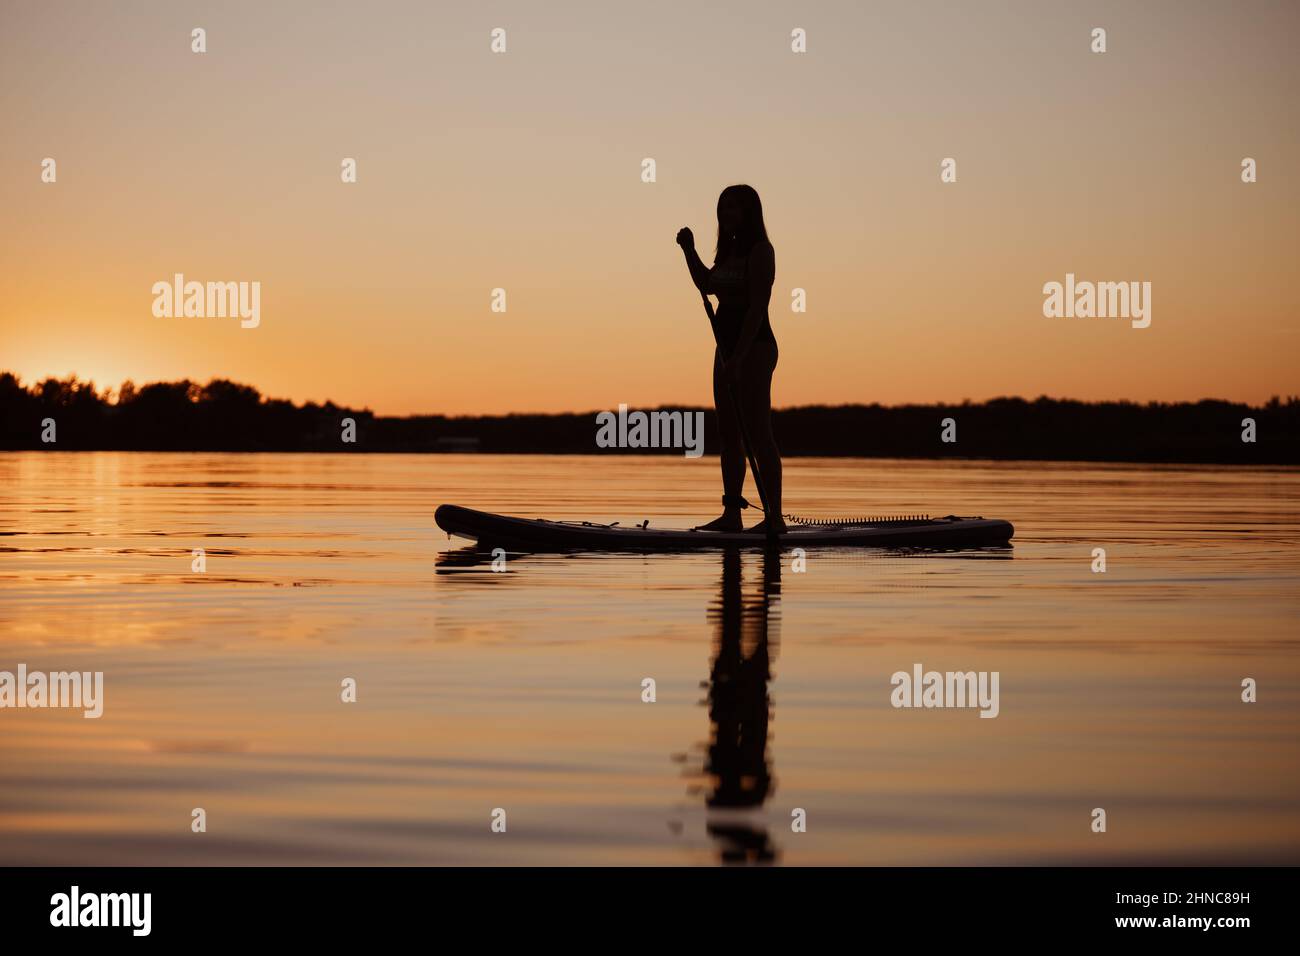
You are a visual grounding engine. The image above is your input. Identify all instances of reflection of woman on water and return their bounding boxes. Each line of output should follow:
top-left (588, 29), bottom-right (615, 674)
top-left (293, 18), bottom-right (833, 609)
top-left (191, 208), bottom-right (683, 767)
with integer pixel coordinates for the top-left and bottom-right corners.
top-left (699, 548), bottom-right (781, 863)
top-left (677, 185), bottom-right (785, 534)
top-left (705, 548), bottom-right (778, 809)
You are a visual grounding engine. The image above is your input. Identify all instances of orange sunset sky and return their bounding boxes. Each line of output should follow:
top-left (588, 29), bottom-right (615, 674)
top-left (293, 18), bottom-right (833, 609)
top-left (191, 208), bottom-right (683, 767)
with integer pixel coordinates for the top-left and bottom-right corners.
top-left (2, 0), bottom-right (1297, 415)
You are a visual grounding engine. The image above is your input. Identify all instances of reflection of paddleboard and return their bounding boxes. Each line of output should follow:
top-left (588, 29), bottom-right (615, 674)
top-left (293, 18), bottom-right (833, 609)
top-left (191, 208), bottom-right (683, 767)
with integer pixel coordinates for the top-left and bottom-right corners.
top-left (435, 504), bottom-right (1014, 552)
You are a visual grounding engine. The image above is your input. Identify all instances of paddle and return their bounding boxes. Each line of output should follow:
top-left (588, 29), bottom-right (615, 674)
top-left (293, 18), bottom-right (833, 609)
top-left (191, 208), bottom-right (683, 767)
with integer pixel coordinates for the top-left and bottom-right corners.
top-left (695, 287), bottom-right (778, 539)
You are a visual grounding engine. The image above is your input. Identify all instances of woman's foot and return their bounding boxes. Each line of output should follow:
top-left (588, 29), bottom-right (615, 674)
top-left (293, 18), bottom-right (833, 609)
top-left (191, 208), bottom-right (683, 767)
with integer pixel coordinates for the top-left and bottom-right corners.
top-left (695, 511), bottom-right (743, 532)
top-left (746, 516), bottom-right (787, 536)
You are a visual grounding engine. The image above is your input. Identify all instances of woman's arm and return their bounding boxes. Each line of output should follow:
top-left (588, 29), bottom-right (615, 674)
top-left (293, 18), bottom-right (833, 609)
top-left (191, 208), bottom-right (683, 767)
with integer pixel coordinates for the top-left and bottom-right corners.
top-left (728, 241), bottom-right (775, 363)
top-left (676, 227), bottom-right (712, 295)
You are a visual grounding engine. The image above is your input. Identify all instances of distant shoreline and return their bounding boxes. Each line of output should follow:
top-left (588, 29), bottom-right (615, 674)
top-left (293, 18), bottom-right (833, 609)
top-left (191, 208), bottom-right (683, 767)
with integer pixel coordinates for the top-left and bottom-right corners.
top-left (3, 373), bottom-right (1296, 464)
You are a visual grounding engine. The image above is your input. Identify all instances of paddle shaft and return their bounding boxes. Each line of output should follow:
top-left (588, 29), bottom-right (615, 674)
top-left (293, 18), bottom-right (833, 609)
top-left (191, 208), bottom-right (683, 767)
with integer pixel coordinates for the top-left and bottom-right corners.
top-left (698, 290), bottom-right (776, 524)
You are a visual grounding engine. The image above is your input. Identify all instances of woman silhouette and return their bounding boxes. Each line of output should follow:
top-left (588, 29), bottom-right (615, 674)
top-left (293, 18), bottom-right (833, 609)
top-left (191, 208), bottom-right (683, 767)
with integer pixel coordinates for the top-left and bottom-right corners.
top-left (677, 185), bottom-right (784, 534)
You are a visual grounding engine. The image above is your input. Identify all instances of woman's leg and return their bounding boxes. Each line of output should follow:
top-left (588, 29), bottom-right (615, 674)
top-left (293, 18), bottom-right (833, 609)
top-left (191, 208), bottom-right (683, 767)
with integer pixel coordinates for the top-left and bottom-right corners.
top-left (697, 347), bottom-right (747, 531)
top-left (739, 339), bottom-right (784, 532)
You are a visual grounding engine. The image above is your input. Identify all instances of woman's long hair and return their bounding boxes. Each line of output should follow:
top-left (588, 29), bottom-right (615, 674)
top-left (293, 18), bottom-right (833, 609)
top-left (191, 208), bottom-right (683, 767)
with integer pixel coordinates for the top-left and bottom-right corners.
top-left (714, 184), bottom-right (770, 265)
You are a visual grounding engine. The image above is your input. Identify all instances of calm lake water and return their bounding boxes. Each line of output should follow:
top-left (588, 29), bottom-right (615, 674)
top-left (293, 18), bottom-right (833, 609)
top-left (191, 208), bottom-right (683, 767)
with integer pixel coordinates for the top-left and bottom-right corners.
top-left (1, 452), bottom-right (1298, 865)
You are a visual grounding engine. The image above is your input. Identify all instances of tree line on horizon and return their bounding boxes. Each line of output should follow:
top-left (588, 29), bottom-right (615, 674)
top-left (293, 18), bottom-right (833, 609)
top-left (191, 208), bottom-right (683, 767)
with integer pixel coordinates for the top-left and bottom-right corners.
top-left (1, 372), bottom-right (1295, 464)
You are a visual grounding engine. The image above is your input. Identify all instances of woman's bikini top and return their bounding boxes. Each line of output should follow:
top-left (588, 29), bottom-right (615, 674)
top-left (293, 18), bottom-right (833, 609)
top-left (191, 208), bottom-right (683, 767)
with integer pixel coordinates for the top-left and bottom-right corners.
top-left (709, 246), bottom-right (776, 350)
top-left (710, 255), bottom-right (749, 301)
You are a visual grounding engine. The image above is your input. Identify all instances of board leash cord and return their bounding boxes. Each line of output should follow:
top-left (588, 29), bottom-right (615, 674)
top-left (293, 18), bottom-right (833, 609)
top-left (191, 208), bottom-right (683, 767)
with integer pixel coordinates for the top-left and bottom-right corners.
top-left (783, 513), bottom-right (933, 528)
top-left (726, 494), bottom-right (937, 529)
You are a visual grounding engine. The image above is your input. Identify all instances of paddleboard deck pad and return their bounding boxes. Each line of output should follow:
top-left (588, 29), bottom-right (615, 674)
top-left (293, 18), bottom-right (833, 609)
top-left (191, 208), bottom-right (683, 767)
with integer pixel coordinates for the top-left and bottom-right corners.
top-left (436, 504), bottom-right (1014, 552)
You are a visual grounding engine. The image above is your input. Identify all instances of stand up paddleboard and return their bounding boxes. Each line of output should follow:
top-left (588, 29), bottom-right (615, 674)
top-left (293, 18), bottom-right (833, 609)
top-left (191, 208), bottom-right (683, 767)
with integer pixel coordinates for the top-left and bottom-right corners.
top-left (435, 504), bottom-right (1014, 552)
